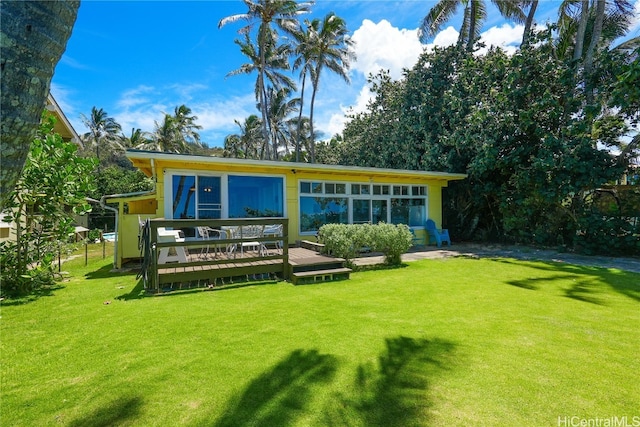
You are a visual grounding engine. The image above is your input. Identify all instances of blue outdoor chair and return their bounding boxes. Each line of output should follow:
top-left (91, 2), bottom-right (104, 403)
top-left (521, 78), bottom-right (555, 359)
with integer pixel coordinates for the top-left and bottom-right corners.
top-left (425, 219), bottom-right (451, 247)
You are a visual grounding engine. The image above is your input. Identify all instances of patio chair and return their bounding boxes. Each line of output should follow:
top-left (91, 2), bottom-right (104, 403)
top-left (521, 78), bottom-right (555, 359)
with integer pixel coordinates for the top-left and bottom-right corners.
top-left (197, 226), bottom-right (227, 259)
top-left (425, 219), bottom-right (451, 247)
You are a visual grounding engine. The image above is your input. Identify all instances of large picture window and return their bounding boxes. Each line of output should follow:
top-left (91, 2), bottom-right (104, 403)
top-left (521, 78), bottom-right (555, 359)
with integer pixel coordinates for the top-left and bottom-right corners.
top-left (300, 197), bottom-right (348, 232)
top-left (300, 181), bottom-right (427, 233)
top-left (170, 173), bottom-right (283, 220)
top-left (228, 175), bottom-right (283, 218)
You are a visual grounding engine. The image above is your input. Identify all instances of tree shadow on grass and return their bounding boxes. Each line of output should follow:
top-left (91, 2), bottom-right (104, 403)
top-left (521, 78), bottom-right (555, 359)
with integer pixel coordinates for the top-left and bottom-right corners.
top-left (68, 395), bottom-right (143, 427)
top-left (0, 283), bottom-right (65, 306)
top-left (85, 264), bottom-right (138, 280)
top-left (212, 349), bottom-right (338, 427)
top-left (325, 336), bottom-right (457, 427)
top-left (494, 258), bottom-right (638, 304)
top-left (354, 263), bottom-right (409, 273)
top-left (506, 274), bottom-right (581, 291)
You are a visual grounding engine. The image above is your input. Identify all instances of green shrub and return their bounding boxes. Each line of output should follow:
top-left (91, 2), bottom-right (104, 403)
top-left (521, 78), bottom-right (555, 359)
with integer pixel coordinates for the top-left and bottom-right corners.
top-left (318, 223), bottom-right (372, 265)
top-left (0, 240), bottom-right (56, 296)
top-left (370, 222), bottom-right (413, 265)
top-left (318, 222), bottom-right (412, 266)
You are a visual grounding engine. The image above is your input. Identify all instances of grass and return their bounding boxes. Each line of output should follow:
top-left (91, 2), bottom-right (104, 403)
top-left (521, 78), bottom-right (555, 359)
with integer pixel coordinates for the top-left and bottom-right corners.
top-left (1, 243), bottom-right (639, 426)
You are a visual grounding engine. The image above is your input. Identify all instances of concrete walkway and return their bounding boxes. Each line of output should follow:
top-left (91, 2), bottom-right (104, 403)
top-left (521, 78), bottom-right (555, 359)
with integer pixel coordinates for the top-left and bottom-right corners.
top-left (353, 243), bottom-right (640, 274)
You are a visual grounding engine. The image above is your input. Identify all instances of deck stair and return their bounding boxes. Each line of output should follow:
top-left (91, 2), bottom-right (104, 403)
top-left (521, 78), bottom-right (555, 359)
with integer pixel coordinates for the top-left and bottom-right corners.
top-left (288, 247), bottom-right (352, 285)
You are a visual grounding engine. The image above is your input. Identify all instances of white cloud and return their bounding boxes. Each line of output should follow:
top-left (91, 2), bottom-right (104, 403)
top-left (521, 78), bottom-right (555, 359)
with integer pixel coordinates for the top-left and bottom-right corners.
top-left (191, 94), bottom-right (255, 132)
top-left (170, 83), bottom-right (209, 101)
top-left (430, 26), bottom-right (460, 48)
top-left (323, 20), bottom-right (525, 138)
top-left (117, 85), bottom-right (156, 109)
top-left (316, 83), bottom-right (372, 139)
top-left (351, 19), bottom-right (425, 80)
top-left (478, 23), bottom-right (524, 55)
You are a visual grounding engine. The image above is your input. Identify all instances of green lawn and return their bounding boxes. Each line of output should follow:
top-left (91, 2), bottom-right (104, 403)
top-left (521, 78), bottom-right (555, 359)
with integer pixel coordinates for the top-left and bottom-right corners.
top-left (2, 244), bottom-right (639, 426)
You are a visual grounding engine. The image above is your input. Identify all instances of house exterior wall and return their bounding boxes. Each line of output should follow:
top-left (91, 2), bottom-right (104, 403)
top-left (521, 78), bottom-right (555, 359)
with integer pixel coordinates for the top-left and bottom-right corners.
top-left (112, 152), bottom-right (466, 268)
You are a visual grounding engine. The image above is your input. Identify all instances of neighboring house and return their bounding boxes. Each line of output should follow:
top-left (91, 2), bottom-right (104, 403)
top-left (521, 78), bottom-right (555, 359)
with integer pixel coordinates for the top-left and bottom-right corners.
top-left (107, 149), bottom-right (467, 268)
top-left (0, 94), bottom-right (84, 243)
top-left (44, 94), bottom-right (82, 146)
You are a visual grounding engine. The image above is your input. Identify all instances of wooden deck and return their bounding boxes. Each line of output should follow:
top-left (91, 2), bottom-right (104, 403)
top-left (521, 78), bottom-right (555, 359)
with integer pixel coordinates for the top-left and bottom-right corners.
top-left (152, 247), bottom-right (350, 289)
top-left (139, 218), bottom-right (351, 291)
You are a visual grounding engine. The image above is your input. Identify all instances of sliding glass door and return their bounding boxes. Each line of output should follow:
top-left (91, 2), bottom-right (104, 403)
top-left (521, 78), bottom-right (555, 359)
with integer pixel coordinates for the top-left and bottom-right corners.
top-left (172, 175), bottom-right (221, 219)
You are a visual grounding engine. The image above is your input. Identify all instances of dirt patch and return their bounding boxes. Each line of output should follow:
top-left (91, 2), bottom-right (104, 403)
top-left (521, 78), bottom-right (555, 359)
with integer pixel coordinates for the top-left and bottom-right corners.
top-left (355, 243), bottom-right (640, 274)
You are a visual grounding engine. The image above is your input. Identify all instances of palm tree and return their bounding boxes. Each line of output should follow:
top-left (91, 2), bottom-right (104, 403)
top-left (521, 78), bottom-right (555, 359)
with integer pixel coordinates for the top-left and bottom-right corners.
top-left (0, 1), bottom-right (79, 209)
top-left (305, 13), bottom-right (354, 163)
top-left (80, 107), bottom-right (123, 165)
top-left (419, 0), bottom-right (526, 52)
top-left (228, 33), bottom-right (296, 159)
top-left (292, 18), bottom-right (316, 162)
top-left (122, 127), bottom-right (151, 149)
top-left (558, 0), bottom-right (634, 61)
top-left (219, 0), bottom-right (311, 160)
top-left (172, 104), bottom-right (203, 149)
top-left (224, 114), bottom-right (263, 159)
top-left (150, 114), bottom-right (180, 153)
top-left (557, 0), bottom-right (634, 105)
top-left (262, 87), bottom-right (300, 158)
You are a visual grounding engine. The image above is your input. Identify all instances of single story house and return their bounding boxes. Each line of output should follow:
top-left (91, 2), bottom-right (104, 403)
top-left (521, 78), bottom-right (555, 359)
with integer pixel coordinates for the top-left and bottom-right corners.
top-left (107, 149), bottom-right (467, 268)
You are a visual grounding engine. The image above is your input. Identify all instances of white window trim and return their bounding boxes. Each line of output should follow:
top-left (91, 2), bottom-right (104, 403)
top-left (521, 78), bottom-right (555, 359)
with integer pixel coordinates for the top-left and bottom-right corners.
top-left (298, 179), bottom-right (429, 235)
top-left (164, 169), bottom-right (287, 220)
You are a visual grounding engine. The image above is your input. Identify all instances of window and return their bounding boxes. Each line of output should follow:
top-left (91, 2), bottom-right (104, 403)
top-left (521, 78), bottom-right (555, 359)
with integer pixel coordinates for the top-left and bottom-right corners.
top-left (299, 180), bottom-right (428, 232)
top-left (300, 197), bottom-right (348, 232)
top-left (228, 175), bottom-right (283, 218)
top-left (373, 185), bottom-right (389, 195)
top-left (170, 173), bottom-right (283, 220)
top-left (172, 175), bottom-right (221, 219)
top-left (391, 198), bottom-right (425, 226)
top-left (353, 199), bottom-right (370, 224)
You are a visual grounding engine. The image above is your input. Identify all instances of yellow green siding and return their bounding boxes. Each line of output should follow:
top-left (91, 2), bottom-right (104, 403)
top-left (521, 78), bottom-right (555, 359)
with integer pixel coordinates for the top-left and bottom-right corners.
top-left (109, 151), bottom-right (466, 268)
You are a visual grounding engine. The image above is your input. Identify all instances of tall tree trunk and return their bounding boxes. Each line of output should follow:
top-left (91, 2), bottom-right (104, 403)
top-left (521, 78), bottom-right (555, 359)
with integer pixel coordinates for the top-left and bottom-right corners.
top-left (309, 79), bottom-right (320, 164)
top-left (573, 0), bottom-right (589, 62)
top-left (521, 0), bottom-right (538, 46)
top-left (296, 72), bottom-right (307, 162)
top-left (584, 0), bottom-right (605, 107)
top-left (0, 1), bottom-right (79, 209)
top-left (466, 0), bottom-right (478, 52)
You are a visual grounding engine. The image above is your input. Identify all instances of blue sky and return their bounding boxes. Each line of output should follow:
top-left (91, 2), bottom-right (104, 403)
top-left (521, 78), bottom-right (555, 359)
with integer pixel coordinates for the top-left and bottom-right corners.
top-left (51, 0), bottom-right (640, 148)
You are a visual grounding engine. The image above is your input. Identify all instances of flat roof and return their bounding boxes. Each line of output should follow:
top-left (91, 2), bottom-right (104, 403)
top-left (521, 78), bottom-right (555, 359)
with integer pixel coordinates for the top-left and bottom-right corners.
top-left (125, 149), bottom-right (467, 181)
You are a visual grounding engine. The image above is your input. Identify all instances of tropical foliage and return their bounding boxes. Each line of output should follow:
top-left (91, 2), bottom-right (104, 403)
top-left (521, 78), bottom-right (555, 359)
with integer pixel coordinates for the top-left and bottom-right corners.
top-left (324, 27), bottom-right (639, 255)
top-left (0, 1), bottom-right (79, 209)
top-left (0, 113), bottom-right (96, 295)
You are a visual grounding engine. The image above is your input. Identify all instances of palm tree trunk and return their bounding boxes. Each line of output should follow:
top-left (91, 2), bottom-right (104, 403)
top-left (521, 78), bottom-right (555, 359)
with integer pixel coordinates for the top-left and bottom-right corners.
top-left (466, 0), bottom-right (478, 52)
top-left (584, 0), bottom-right (605, 107)
top-left (521, 0), bottom-right (538, 46)
top-left (0, 1), bottom-right (79, 209)
top-left (309, 79), bottom-right (320, 164)
top-left (573, 0), bottom-right (589, 62)
top-left (296, 72), bottom-right (307, 162)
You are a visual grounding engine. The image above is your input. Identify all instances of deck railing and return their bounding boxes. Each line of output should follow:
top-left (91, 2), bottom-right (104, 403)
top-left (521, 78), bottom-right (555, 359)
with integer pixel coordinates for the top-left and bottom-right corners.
top-left (139, 218), bottom-right (289, 291)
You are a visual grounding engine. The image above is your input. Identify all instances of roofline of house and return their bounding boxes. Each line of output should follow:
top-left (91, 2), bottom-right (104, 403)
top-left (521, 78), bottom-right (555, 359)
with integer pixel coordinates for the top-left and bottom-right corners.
top-left (125, 149), bottom-right (468, 181)
top-left (46, 94), bottom-right (81, 145)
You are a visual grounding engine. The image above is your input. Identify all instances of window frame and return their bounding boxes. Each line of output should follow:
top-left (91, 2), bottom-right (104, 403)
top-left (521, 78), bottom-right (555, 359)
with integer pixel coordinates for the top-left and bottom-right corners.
top-left (165, 170), bottom-right (286, 220)
top-left (298, 180), bottom-right (428, 234)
